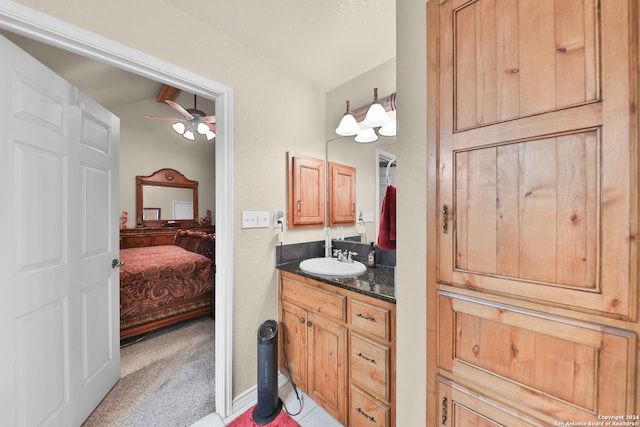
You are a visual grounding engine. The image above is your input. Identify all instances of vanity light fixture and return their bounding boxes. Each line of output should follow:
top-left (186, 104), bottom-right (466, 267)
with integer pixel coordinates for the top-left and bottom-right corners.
top-left (335, 100), bottom-right (361, 136)
top-left (362, 88), bottom-right (390, 128)
top-left (336, 89), bottom-right (397, 143)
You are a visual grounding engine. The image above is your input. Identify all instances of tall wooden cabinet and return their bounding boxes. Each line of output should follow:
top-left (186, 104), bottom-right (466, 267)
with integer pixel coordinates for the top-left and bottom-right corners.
top-left (427, 0), bottom-right (638, 425)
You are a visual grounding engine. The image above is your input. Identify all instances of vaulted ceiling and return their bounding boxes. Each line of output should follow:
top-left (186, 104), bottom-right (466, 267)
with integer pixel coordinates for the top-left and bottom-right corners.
top-left (1, 1), bottom-right (395, 109)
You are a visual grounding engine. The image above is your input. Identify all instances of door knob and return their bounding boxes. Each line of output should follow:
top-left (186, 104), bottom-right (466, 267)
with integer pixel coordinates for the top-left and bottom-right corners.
top-left (112, 259), bottom-right (125, 269)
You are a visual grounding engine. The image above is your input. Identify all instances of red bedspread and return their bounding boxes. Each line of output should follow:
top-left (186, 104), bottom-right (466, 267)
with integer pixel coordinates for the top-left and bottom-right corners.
top-left (119, 245), bottom-right (214, 332)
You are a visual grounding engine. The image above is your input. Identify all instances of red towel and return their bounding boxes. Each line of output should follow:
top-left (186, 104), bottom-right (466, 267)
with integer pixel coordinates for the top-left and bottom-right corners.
top-left (377, 184), bottom-right (396, 250)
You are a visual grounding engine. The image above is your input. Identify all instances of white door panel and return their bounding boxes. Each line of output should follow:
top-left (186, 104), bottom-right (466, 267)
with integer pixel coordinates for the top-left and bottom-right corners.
top-left (0, 34), bottom-right (120, 427)
top-left (74, 89), bottom-right (120, 424)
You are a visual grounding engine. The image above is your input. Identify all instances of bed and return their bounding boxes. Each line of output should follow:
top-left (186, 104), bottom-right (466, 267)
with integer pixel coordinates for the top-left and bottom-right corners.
top-left (119, 230), bottom-right (215, 339)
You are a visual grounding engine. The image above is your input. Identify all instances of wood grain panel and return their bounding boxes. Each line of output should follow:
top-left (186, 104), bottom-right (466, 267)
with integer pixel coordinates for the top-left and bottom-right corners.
top-left (454, 130), bottom-right (598, 288)
top-left (439, 293), bottom-right (634, 420)
top-left (453, 0), bottom-right (598, 131)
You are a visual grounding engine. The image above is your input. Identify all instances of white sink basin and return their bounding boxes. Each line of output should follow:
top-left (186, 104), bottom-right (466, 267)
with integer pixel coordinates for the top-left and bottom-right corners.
top-left (299, 257), bottom-right (367, 277)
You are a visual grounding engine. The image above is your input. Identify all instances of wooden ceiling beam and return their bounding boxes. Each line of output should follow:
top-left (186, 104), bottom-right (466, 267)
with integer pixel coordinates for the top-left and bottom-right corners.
top-left (156, 84), bottom-right (181, 103)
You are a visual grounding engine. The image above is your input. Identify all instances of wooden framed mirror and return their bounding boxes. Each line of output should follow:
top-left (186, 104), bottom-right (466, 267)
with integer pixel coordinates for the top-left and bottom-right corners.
top-left (136, 168), bottom-right (199, 227)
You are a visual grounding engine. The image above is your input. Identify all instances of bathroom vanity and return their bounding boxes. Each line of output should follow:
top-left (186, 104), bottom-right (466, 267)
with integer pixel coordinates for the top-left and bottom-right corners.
top-left (278, 262), bottom-right (395, 427)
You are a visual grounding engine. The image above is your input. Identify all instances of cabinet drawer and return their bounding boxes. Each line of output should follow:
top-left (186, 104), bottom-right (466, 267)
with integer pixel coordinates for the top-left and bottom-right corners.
top-left (349, 299), bottom-right (390, 341)
top-left (350, 333), bottom-right (390, 401)
top-left (282, 278), bottom-right (346, 322)
top-left (123, 236), bottom-right (152, 248)
top-left (350, 385), bottom-right (390, 427)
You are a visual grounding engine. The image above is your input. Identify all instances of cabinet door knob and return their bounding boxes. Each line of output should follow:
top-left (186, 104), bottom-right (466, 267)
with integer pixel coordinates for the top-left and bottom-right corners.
top-left (299, 317), bottom-right (305, 324)
top-left (307, 320), bottom-right (313, 327)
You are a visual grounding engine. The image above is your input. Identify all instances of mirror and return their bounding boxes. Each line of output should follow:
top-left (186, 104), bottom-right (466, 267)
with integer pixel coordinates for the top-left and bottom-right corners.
top-left (136, 168), bottom-right (199, 227)
top-left (327, 137), bottom-right (396, 243)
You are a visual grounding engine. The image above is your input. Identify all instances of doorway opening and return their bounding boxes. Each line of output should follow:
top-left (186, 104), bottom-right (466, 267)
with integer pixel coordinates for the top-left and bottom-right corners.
top-left (0, 2), bottom-right (234, 420)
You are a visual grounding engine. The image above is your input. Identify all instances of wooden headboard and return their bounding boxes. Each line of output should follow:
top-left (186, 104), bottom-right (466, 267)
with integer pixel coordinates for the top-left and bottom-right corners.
top-left (173, 230), bottom-right (215, 261)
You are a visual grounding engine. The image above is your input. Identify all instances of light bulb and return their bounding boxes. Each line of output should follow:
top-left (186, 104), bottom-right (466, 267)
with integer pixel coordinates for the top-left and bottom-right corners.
top-left (378, 119), bottom-right (396, 137)
top-left (335, 100), bottom-right (360, 136)
top-left (171, 122), bottom-right (186, 135)
top-left (363, 103), bottom-right (389, 128)
top-left (354, 128), bottom-right (378, 143)
top-left (197, 121), bottom-right (210, 135)
top-left (362, 88), bottom-right (390, 128)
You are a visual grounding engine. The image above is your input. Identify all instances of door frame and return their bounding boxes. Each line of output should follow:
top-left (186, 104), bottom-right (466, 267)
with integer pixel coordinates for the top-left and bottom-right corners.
top-left (0, 1), bottom-right (235, 419)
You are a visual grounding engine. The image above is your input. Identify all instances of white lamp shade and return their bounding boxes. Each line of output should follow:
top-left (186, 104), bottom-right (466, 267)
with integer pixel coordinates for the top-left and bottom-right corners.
top-left (378, 119), bottom-right (397, 137)
top-left (362, 102), bottom-right (389, 128)
top-left (205, 130), bottom-right (216, 140)
top-left (354, 128), bottom-right (378, 143)
top-left (196, 121), bottom-right (210, 135)
top-left (335, 113), bottom-right (360, 136)
top-left (183, 130), bottom-right (195, 141)
top-left (171, 122), bottom-right (186, 135)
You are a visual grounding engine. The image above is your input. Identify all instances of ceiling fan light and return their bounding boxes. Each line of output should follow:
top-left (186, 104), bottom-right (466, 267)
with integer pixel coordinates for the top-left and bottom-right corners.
top-left (205, 130), bottom-right (216, 140)
top-left (171, 122), bottom-right (186, 135)
top-left (183, 130), bottom-right (195, 141)
top-left (196, 121), bottom-right (210, 135)
top-left (378, 119), bottom-right (397, 137)
top-left (354, 127), bottom-right (378, 143)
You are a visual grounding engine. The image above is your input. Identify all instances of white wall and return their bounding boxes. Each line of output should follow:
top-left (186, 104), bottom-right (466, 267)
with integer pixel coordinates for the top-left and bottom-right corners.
top-left (396, 0), bottom-right (428, 425)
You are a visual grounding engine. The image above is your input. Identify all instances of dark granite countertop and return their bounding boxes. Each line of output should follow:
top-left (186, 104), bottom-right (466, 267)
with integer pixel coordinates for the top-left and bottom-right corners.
top-left (277, 260), bottom-right (395, 304)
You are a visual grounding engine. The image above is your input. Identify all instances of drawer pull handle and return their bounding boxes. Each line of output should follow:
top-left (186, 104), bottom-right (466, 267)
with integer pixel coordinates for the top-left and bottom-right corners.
top-left (356, 313), bottom-right (376, 322)
top-left (356, 352), bottom-right (376, 364)
top-left (356, 407), bottom-right (376, 423)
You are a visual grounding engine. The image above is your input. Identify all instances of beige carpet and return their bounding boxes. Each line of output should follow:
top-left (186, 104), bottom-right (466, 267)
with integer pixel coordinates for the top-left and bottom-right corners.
top-left (83, 315), bottom-right (215, 427)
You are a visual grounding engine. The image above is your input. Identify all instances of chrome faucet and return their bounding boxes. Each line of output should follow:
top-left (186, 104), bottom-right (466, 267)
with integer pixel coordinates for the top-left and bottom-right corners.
top-left (333, 249), bottom-right (358, 263)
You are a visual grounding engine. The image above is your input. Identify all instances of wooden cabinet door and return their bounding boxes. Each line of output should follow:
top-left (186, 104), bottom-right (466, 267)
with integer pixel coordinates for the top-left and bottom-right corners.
top-left (280, 301), bottom-right (307, 388)
top-left (288, 152), bottom-right (325, 228)
top-left (307, 312), bottom-right (347, 424)
top-left (436, 0), bottom-right (635, 318)
top-left (329, 161), bottom-right (356, 225)
top-left (428, 0), bottom-right (639, 425)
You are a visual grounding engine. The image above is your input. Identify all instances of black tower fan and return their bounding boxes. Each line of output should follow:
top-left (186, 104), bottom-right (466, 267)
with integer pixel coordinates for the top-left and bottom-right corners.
top-left (252, 319), bottom-right (283, 425)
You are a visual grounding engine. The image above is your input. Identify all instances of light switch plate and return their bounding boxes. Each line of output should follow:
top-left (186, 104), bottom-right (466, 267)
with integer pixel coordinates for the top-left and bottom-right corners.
top-left (242, 211), bottom-right (270, 228)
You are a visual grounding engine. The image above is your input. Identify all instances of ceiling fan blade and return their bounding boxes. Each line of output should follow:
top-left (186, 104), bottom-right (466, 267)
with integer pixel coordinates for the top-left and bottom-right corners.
top-left (165, 100), bottom-right (195, 120)
top-left (145, 115), bottom-right (187, 121)
top-left (200, 115), bottom-right (216, 123)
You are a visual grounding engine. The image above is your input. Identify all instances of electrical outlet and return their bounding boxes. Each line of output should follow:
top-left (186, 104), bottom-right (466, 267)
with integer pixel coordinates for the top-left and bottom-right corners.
top-left (274, 210), bottom-right (284, 228)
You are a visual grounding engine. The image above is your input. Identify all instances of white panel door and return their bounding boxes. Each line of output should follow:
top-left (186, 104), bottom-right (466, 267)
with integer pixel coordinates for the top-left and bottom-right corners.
top-left (72, 88), bottom-right (120, 424)
top-left (0, 34), bottom-right (120, 427)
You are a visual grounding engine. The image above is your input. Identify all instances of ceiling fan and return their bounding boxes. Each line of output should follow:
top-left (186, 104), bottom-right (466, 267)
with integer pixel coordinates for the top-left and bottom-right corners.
top-left (145, 95), bottom-right (216, 141)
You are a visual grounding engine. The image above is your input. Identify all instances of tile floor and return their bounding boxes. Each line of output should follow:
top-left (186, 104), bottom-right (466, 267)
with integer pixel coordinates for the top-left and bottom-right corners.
top-left (191, 381), bottom-right (343, 427)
